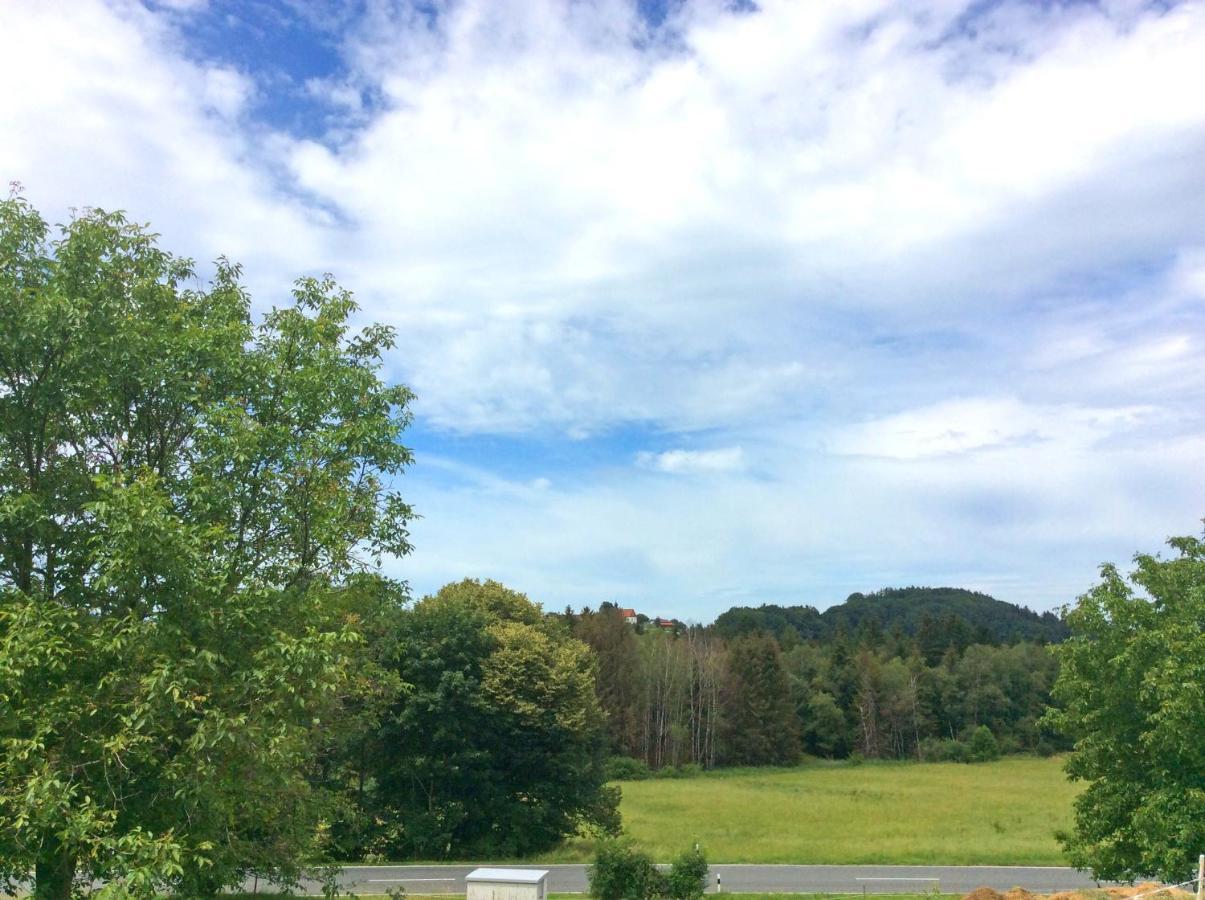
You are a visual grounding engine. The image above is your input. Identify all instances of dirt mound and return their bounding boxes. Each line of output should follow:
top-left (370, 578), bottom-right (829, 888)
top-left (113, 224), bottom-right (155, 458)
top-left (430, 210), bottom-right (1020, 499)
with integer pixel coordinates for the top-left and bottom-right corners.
top-left (962, 887), bottom-right (1006, 900)
top-left (965, 883), bottom-right (1194, 900)
top-left (1104, 884), bottom-right (1193, 900)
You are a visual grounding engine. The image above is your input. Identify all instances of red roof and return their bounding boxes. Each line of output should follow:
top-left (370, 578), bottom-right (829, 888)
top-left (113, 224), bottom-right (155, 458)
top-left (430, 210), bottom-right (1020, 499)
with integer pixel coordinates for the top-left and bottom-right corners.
top-left (620, 607), bottom-right (637, 618)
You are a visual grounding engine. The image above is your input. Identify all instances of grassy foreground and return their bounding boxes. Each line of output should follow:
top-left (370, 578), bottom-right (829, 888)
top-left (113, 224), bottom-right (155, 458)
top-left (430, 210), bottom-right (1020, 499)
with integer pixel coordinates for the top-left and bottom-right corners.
top-left (552, 756), bottom-right (1077, 865)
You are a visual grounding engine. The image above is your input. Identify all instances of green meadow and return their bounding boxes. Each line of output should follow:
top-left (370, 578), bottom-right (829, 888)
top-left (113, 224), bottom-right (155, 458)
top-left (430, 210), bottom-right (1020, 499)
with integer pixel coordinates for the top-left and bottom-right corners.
top-left (554, 756), bottom-right (1078, 865)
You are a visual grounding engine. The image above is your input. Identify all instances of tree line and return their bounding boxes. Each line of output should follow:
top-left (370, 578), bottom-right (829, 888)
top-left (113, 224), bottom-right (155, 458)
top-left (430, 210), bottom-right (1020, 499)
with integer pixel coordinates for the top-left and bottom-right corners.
top-left (563, 595), bottom-right (1066, 772)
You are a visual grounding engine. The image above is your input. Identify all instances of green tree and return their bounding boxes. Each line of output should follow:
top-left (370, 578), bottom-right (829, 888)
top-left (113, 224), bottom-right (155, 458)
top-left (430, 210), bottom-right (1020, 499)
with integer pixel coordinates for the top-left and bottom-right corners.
top-left (965, 725), bottom-right (1000, 762)
top-left (0, 194), bottom-right (413, 898)
top-left (665, 845), bottom-right (709, 900)
top-left (573, 605), bottom-right (643, 756)
top-left (357, 579), bottom-right (619, 858)
top-left (720, 633), bottom-right (798, 765)
top-left (1044, 532), bottom-right (1205, 881)
top-left (588, 839), bottom-right (665, 900)
top-left (801, 690), bottom-right (849, 758)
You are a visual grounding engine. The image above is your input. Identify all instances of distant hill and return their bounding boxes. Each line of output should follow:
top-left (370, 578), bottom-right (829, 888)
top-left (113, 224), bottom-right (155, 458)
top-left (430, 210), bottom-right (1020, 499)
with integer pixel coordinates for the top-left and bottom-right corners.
top-left (714, 586), bottom-right (1068, 646)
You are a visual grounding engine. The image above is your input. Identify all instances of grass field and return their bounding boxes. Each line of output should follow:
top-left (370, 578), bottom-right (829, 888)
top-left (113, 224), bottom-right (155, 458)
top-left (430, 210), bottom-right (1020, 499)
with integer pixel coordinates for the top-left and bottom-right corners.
top-left (551, 756), bottom-right (1078, 865)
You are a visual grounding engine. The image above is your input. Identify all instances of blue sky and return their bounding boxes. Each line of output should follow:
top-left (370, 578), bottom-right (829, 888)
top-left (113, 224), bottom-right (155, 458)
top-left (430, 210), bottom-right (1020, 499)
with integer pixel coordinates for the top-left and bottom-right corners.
top-left (4, 0), bottom-right (1205, 621)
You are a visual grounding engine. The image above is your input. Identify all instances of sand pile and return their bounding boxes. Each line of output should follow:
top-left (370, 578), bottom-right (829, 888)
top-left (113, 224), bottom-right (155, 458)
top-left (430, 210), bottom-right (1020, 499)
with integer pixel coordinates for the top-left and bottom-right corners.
top-left (962, 884), bottom-right (1194, 900)
top-left (961, 889), bottom-right (1005, 900)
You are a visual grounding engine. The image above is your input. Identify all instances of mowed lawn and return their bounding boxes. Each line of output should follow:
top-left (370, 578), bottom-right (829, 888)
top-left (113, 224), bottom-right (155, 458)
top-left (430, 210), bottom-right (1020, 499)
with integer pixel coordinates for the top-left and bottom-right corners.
top-left (603, 756), bottom-right (1077, 865)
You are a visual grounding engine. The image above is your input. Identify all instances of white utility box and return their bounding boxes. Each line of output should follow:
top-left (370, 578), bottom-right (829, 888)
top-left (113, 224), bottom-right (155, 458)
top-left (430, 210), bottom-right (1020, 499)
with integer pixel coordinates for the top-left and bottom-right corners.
top-left (465, 867), bottom-right (550, 900)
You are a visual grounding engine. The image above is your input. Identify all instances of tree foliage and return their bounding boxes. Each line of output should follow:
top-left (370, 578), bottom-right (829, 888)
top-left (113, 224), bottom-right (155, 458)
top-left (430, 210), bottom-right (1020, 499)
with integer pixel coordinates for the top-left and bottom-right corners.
top-left (566, 595), bottom-right (1063, 773)
top-left (588, 840), bottom-right (665, 900)
top-left (588, 840), bottom-right (708, 900)
top-left (1044, 532), bottom-right (1205, 882)
top-left (720, 633), bottom-right (798, 766)
top-left (716, 588), bottom-right (1067, 646)
top-left (340, 579), bottom-right (619, 859)
top-left (0, 193), bottom-right (413, 897)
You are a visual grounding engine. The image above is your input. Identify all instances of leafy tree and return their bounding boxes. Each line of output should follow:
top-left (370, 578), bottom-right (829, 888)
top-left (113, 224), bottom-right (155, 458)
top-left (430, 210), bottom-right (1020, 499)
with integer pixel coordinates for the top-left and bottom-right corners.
top-left (354, 579), bottom-right (619, 858)
top-left (1044, 532), bottom-right (1205, 881)
top-left (665, 846), bottom-right (709, 900)
top-left (801, 690), bottom-right (849, 758)
top-left (965, 725), bottom-right (1000, 762)
top-left (588, 839), bottom-right (665, 900)
top-left (310, 575), bottom-right (411, 861)
top-left (0, 194), bottom-right (413, 898)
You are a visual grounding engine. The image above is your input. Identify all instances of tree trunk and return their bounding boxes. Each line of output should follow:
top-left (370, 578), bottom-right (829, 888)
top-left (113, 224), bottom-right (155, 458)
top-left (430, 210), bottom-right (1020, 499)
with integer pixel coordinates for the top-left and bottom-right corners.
top-left (35, 833), bottom-right (75, 900)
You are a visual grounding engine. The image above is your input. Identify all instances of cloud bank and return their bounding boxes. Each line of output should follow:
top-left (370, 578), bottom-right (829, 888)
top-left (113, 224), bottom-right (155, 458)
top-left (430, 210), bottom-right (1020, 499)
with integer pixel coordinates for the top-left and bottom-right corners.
top-left (3, 0), bottom-right (1204, 616)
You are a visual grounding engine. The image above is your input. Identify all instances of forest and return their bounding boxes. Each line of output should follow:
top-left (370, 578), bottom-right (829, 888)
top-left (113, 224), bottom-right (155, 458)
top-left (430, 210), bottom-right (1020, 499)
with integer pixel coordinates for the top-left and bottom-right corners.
top-left (314, 581), bottom-right (1069, 864)
top-left (563, 588), bottom-right (1068, 771)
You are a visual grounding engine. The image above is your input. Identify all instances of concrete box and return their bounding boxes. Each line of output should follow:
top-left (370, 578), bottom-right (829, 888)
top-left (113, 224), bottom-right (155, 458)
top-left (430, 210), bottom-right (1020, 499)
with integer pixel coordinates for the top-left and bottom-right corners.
top-left (465, 868), bottom-right (550, 900)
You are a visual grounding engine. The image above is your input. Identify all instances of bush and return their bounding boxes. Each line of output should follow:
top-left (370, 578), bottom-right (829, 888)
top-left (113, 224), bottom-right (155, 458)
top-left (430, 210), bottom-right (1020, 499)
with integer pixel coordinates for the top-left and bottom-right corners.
top-left (966, 725), bottom-right (1001, 763)
top-left (997, 734), bottom-right (1022, 756)
top-left (589, 840), bottom-right (665, 900)
top-left (589, 841), bottom-right (708, 900)
top-left (919, 737), bottom-right (968, 762)
top-left (665, 846), bottom-right (708, 900)
top-left (606, 756), bottom-right (652, 781)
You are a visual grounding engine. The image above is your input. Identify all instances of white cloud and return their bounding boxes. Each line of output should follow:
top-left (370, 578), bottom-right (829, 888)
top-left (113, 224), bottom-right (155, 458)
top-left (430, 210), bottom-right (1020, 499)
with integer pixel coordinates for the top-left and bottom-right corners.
top-left (0, 0), bottom-right (327, 293)
top-left (283, 0), bottom-right (1205, 433)
top-left (4, 0), bottom-right (1205, 615)
top-left (636, 446), bottom-right (745, 474)
top-left (201, 67), bottom-right (254, 119)
top-left (6, 0), bottom-right (1205, 435)
top-left (832, 396), bottom-right (1159, 460)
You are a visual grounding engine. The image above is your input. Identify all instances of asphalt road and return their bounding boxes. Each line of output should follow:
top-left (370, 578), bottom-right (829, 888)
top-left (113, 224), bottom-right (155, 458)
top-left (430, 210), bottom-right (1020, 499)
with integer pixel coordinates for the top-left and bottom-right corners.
top-left (278, 863), bottom-right (1115, 895)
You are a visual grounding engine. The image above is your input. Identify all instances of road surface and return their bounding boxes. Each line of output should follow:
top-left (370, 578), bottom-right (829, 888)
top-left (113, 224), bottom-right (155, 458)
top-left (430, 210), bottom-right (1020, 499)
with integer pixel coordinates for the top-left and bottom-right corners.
top-left (273, 863), bottom-right (1116, 895)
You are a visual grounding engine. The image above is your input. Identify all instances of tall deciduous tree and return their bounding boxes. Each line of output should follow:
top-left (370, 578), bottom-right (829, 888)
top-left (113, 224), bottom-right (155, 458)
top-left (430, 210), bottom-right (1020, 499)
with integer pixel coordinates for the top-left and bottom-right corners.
top-left (0, 194), bottom-right (413, 898)
top-left (1044, 532), bottom-right (1205, 882)
top-left (351, 579), bottom-right (619, 859)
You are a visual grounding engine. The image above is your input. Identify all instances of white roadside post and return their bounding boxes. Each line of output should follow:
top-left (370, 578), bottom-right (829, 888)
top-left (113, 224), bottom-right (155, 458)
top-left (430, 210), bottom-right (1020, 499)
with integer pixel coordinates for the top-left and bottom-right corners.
top-left (1196, 853), bottom-right (1204, 900)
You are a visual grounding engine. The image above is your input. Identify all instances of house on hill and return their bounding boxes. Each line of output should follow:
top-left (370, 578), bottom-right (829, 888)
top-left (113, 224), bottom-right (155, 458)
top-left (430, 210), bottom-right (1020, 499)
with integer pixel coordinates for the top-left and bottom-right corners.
top-left (654, 617), bottom-right (676, 631)
top-left (619, 607), bottom-right (637, 625)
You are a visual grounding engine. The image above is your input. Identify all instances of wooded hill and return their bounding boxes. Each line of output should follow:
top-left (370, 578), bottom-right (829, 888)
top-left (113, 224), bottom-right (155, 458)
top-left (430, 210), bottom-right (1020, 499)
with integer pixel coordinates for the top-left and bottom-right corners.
top-left (714, 586), bottom-right (1069, 648)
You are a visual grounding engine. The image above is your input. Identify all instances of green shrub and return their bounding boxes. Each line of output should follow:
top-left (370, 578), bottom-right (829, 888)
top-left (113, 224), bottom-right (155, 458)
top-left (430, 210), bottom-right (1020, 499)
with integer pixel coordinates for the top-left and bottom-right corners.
top-left (665, 846), bottom-right (708, 900)
top-left (919, 737), bottom-right (968, 762)
top-left (966, 725), bottom-right (1001, 763)
top-left (997, 734), bottom-right (1022, 756)
top-left (589, 839), bottom-right (665, 900)
top-left (606, 756), bottom-right (652, 781)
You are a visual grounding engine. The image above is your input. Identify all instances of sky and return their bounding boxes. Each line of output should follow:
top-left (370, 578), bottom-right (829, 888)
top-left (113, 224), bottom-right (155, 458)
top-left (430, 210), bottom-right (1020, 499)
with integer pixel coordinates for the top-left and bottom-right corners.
top-left (3, 0), bottom-right (1204, 621)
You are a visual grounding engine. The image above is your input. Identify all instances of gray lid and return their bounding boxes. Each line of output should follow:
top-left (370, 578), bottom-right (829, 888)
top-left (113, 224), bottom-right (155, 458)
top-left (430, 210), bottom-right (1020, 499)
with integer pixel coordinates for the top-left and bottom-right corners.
top-left (466, 868), bottom-right (549, 884)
